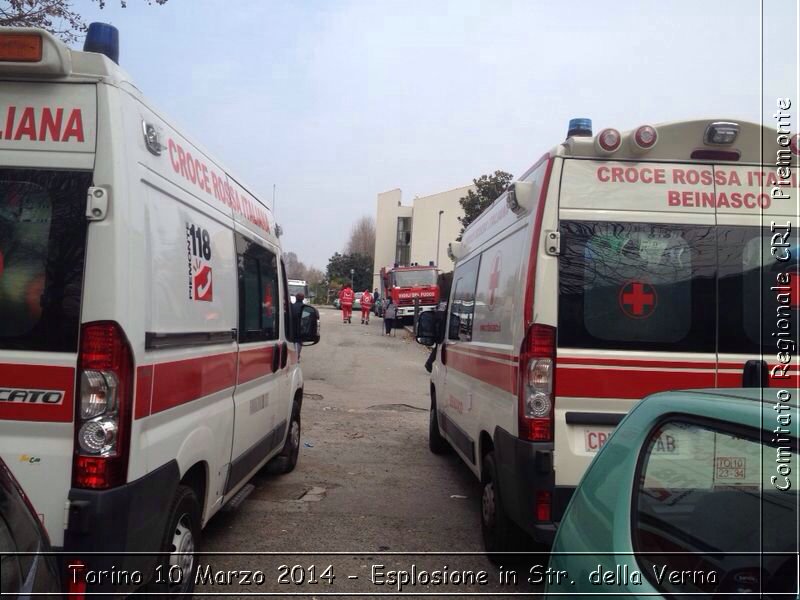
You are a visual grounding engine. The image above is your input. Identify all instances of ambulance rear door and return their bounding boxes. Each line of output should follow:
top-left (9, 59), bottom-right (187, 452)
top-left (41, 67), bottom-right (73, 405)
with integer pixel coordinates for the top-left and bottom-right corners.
top-left (555, 159), bottom-right (718, 488)
top-left (0, 81), bottom-right (97, 544)
top-left (714, 164), bottom-right (799, 388)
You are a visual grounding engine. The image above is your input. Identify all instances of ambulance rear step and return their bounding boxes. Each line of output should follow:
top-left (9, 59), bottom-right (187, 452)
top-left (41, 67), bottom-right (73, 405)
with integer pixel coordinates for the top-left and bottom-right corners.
top-left (222, 483), bottom-right (255, 512)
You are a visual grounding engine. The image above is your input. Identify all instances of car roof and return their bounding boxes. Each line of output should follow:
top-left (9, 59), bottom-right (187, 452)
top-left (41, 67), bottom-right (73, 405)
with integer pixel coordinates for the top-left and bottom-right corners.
top-left (640, 388), bottom-right (799, 431)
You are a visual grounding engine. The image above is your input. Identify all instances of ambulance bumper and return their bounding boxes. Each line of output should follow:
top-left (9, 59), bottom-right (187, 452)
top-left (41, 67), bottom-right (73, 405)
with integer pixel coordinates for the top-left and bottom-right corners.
top-left (62, 459), bottom-right (180, 595)
top-left (493, 427), bottom-right (573, 545)
top-left (395, 305), bottom-right (435, 317)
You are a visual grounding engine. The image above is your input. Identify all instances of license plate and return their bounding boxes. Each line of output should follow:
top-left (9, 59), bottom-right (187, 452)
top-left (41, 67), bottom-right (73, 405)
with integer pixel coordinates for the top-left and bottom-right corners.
top-left (584, 429), bottom-right (612, 452)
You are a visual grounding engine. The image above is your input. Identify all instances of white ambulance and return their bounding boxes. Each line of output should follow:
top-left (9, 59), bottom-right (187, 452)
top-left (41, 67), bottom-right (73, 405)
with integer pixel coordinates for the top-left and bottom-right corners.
top-left (0, 24), bottom-right (320, 597)
top-left (416, 117), bottom-right (799, 553)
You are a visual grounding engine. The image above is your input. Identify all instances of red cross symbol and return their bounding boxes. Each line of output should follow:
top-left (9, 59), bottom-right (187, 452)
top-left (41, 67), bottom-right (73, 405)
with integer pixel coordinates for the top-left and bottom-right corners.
top-left (619, 281), bottom-right (657, 319)
top-left (488, 253), bottom-right (502, 311)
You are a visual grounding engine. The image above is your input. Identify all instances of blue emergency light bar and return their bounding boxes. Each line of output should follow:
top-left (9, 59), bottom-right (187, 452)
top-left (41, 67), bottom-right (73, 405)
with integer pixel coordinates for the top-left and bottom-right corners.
top-left (84, 22), bottom-right (119, 64)
top-left (567, 118), bottom-right (592, 138)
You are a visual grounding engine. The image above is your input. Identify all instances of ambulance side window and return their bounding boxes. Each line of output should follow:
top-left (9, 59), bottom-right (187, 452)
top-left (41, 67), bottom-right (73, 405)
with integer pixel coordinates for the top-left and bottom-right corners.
top-left (236, 235), bottom-right (279, 342)
top-left (280, 259), bottom-right (293, 343)
top-left (448, 255), bottom-right (480, 342)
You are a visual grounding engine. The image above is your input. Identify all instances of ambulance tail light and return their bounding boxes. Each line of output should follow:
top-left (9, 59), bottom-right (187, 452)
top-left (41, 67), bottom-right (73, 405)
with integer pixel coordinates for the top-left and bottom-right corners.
top-left (73, 322), bottom-right (133, 489)
top-left (518, 324), bottom-right (556, 442)
top-left (0, 33), bottom-right (43, 62)
top-left (535, 490), bottom-right (552, 522)
top-left (595, 128), bottom-right (621, 154)
top-left (67, 561), bottom-right (87, 599)
top-left (633, 125), bottom-right (658, 151)
top-left (691, 149), bottom-right (741, 161)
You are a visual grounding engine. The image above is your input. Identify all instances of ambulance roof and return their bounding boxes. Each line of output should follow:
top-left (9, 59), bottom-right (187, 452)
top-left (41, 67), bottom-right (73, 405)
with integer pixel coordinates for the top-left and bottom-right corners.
top-left (549, 119), bottom-right (799, 167)
top-left (0, 26), bottom-right (276, 241)
top-left (457, 119), bottom-right (798, 257)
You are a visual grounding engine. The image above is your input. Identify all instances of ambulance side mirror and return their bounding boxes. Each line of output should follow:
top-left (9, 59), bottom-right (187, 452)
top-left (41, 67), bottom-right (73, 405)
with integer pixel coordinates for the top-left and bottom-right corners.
top-left (300, 305), bottom-right (321, 346)
top-left (415, 310), bottom-right (445, 346)
top-left (415, 311), bottom-right (437, 347)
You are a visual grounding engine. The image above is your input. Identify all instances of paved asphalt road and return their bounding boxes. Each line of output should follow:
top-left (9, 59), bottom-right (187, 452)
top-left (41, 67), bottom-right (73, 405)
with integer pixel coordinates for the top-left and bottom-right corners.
top-left (195, 307), bottom-right (547, 598)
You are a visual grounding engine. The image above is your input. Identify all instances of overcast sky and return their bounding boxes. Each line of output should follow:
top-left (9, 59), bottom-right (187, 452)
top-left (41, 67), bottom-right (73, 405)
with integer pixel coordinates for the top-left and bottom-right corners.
top-left (76, 0), bottom-right (796, 269)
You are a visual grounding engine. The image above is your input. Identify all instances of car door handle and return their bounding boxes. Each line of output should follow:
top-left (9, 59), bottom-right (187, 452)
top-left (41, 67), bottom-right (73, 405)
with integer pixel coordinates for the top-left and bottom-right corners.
top-left (280, 342), bottom-right (288, 369)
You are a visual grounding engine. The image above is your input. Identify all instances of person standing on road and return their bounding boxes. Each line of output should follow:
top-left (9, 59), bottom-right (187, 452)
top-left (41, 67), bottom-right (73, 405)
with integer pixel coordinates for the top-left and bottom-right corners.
top-left (360, 289), bottom-right (373, 324)
top-left (384, 300), bottom-right (396, 335)
top-left (291, 293), bottom-right (305, 361)
top-left (339, 284), bottom-right (354, 324)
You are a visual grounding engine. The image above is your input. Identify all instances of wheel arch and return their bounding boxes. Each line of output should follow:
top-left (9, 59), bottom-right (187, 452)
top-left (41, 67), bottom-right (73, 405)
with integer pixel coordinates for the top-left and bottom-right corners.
top-left (180, 461), bottom-right (208, 524)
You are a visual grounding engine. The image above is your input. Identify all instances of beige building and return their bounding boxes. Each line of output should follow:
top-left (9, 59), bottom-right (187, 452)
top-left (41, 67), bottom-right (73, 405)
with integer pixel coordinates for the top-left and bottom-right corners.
top-left (372, 184), bottom-right (473, 290)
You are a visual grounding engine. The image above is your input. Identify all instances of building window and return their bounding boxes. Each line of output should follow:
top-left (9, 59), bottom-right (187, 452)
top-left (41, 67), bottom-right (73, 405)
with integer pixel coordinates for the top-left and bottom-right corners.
top-left (395, 217), bottom-right (412, 265)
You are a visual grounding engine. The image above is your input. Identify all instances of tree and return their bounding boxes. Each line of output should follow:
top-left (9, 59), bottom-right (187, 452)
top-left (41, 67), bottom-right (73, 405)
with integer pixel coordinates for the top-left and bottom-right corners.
top-left (326, 252), bottom-right (373, 291)
top-left (0, 0), bottom-right (168, 43)
top-left (457, 170), bottom-right (513, 240)
top-left (345, 215), bottom-right (376, 260)
top-left (282, 252), bottom-right (307, 280)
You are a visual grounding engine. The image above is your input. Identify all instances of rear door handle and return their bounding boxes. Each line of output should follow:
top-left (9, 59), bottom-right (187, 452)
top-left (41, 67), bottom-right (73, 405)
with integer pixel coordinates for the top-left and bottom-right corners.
top-left (271, 344), bottom-right (280, 373)
top-left (742, 360), bottom-right (767, 388)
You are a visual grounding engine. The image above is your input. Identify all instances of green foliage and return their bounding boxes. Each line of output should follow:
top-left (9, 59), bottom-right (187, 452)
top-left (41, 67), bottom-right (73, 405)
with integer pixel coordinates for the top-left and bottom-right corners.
top-left (0, 0), bottom-right (168, 43)
top-left (326, 252), bottom-right (373, 291)
top-left (457, 170), bottom-right (513, 240)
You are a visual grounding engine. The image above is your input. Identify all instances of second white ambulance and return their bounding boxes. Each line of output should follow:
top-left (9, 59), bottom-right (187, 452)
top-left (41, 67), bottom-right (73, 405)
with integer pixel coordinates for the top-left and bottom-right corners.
top-left (417, 117), bottom-right (798, 553)
top-left (0, 25), bottom-right (320, 597)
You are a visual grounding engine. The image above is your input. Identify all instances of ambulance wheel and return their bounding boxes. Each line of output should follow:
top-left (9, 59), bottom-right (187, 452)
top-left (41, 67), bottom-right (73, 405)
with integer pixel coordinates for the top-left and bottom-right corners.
top-left (429, 394), bottom-right (449, 455)
top-left (146, 485), bottom-right (201, 598)
top-left (481, 452), bottom-right (525, 565)
top-left (267, 401), bottom-right (301, 474)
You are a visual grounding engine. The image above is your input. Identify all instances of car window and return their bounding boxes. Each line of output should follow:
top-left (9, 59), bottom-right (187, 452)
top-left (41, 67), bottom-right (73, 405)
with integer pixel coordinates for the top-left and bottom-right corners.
top-left (0, 514), bottom-right (23, 595)
top-left (634, 420), bottom-right (798, 597)
top-left (558, 221), bottom-right (716, 352)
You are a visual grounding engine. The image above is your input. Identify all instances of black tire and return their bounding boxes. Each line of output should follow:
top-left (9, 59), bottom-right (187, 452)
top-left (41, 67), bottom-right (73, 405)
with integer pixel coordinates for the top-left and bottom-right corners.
top-left (429, 393), bottom-right (450, 455)
top-left (480, 452), bottom-right (526, 564)
top-left (145, 485), bottom-right (201, 598)
top-left (267, 401), bottom-right (301, 474)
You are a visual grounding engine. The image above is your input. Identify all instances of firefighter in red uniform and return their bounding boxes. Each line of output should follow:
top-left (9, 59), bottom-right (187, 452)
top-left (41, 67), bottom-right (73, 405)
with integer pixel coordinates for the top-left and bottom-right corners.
top-left (339, 284), bottom-right (354, 323)
top-left (360, 289), bottom-right (373, 325)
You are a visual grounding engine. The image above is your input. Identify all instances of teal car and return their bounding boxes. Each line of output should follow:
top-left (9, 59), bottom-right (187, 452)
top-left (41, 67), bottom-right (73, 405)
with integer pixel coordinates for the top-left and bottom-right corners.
top-left (545, 388), bottom-right (798, 598)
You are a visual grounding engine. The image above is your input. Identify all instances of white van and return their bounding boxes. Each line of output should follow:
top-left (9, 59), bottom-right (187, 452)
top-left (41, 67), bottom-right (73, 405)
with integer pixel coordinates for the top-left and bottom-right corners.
top-left (416, 117), bottom-right (798, 553)
top-left (288, 279), bottom-right (309, 304)
top-left (0, 25), bottom-right (320, 596)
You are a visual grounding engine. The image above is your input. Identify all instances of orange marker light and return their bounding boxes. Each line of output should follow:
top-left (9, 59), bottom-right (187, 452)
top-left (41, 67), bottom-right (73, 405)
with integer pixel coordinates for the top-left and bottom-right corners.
top-left (0, 34), bottom-right (43, 62)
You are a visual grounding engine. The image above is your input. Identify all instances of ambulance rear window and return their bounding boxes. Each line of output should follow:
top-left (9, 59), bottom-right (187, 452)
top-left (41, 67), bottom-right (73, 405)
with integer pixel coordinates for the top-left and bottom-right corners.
top-left (0, 169), bottom-right (90, 353)
top-left (558, 220), bottom-right (716, 352)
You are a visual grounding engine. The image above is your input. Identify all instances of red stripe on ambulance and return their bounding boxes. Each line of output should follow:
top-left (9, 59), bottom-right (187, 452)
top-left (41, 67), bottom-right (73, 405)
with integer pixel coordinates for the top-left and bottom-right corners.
top-left (149, 353), bottom-right (237, 416)
top-left (237, 346), bottom-right (276, 384)
top-left (447, 347), bottom-right (518, 394)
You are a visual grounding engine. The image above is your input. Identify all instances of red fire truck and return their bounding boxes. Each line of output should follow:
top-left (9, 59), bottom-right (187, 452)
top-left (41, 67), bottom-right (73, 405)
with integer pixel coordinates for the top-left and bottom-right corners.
top-left (380, 263), bottom-right (440, 320)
